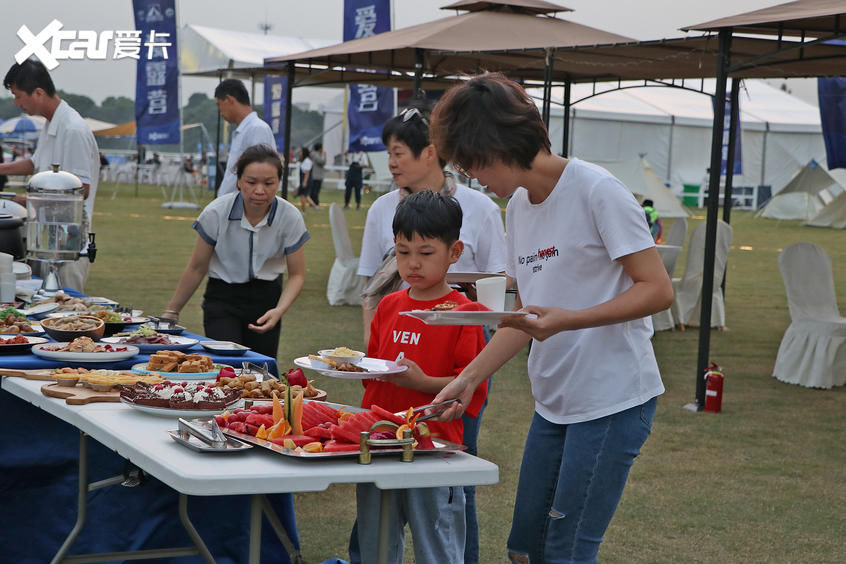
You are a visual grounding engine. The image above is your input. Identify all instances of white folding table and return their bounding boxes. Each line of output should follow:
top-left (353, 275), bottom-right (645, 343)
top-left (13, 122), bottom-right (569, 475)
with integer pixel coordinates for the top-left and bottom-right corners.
top-left (2, 376), bottom-right (499, 563)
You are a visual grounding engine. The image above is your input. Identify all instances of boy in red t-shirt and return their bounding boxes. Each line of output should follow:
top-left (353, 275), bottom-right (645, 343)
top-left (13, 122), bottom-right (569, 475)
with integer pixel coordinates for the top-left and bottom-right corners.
top-left (351, 190), bottom-right (488, 564)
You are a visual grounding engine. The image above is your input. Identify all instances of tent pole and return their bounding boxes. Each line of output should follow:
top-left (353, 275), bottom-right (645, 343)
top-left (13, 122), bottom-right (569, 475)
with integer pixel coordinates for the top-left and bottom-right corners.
top-left (542, 48), bottom-right (552, 127)
top-left (413, 48), bottom-right (423, 97)
top-left (561, 80), bottom-right (571, 158)
top-left (722, 78), bottom-right (740, 226)
top-left (695, 29), bottom-right (732, 411)
top-left (214, 73), bottom-right (223, 195)
top-left (666, 115), bottom-right (675, 185)
top-left (721, 78), bottom-right (741, 296)
top-left (281, 62), bottom-right (295, 200)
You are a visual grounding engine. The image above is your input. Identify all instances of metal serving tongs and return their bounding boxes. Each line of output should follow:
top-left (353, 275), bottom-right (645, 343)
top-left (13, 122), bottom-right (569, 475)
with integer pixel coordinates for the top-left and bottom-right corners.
top-left (241, 361), bottom-right (277, 382)
top-left (177, 417), bottom-right (227, 449)
top-left (396, 398), bottom-right (461, 423)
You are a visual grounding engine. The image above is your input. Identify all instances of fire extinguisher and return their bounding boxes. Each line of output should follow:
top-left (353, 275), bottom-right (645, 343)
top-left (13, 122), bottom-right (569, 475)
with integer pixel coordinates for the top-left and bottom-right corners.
top-left (704, 362), bottom-right (724, 413)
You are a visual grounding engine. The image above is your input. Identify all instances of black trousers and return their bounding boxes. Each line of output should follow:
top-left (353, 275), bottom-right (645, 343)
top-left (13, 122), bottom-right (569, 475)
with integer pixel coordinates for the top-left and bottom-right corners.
top-left (202, 276), bottom-right (283, 359)
top-left (345, 180), bottom-right (362, 207)
top-left (309, 178), bottom-right (324, 205)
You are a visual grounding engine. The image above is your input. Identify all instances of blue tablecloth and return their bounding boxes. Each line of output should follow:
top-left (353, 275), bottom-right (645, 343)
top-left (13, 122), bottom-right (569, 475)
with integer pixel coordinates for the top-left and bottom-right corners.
top-left (0, 329), bottom-right (280, 376)
top-left (0, 311), bottom-right (297, 562)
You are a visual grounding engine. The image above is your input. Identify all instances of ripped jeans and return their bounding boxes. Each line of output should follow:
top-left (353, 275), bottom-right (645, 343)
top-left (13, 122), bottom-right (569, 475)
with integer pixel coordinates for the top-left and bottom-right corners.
top-left (507, 398), bottom-right (657, 564)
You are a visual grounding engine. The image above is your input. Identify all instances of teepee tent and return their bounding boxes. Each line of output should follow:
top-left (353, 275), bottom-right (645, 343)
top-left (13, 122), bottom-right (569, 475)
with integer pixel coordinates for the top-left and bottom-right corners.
top-left (595, 158), bottom-right (689, 218)
top-left (807, 188), bottom-right (846, 228)
top-left (756, 160), bottom-right (846, 220)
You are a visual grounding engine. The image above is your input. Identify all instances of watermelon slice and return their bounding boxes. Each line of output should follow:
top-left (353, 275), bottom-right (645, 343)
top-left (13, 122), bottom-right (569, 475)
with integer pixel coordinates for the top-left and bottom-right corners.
top-left (330, 424), bottom-right (361, 445)
top-left (304, 424), bottom-right (333, 440)
top-left (370, 404), bottom-right (406, 426)
top-left (322, 440), bottom-right (361, 453)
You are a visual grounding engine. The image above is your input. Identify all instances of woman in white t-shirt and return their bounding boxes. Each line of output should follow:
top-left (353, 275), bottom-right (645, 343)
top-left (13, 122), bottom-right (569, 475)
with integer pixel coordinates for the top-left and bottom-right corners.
top-left (430, 73), bottom-right (674, 564)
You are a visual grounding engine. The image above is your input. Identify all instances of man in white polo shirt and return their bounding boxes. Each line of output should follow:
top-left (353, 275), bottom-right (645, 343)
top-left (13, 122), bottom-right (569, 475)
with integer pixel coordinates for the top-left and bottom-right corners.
top-left (215, 79), bottom-right (276, 197)
top-left (0, 59), bottom-right (99, 292)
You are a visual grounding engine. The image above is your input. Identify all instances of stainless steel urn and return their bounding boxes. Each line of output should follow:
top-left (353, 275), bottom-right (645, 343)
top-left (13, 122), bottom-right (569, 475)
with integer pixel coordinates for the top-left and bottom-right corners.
top-left (26, 164), bottom-right (86, 296)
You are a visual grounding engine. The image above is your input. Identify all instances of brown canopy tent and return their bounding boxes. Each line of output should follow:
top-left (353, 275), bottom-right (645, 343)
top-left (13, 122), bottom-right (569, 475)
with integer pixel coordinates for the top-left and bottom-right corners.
top-left (677, 0), bottom-right (846, 408)
top-left (254, 0), bottom-right (846, 407)
top-left (257, 0), bottom-right (630, 196)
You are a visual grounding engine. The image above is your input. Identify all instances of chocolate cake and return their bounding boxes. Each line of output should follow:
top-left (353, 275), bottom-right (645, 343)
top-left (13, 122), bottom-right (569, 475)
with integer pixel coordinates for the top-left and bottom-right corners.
top-left (119, 381), bottom-right (240, 410)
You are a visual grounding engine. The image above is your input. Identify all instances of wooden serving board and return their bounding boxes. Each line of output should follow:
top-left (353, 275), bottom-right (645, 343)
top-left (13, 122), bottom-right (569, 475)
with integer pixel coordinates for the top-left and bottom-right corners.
top-left (41, 383), bottom-right (120, 405)
top-left (0, 368), bottom-right (57, 381)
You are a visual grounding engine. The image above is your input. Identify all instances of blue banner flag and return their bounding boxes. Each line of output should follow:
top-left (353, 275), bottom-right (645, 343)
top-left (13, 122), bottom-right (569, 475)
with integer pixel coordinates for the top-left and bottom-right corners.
top-left (133, 0), bottom-right (180, 145)
top-left (263, 75), bottom-right (287, 153)
top-left (818, 77), bottom-right (846, 169)
top-left (712, 92), bottom-right (742, 175)
top-left (344, 0), bottom-right (393, 152)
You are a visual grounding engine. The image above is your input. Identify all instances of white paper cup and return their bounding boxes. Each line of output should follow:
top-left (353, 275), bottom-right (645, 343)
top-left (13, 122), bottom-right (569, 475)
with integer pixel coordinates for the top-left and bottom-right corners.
top-left (476, 276), bottom-right (506, 311)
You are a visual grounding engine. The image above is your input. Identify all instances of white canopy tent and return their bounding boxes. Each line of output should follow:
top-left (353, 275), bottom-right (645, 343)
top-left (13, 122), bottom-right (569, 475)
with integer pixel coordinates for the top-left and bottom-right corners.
top-left (540, 79), bottom-right (825, 197)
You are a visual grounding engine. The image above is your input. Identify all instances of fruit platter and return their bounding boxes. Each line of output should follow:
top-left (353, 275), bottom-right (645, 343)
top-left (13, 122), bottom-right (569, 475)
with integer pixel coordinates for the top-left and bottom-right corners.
top-left (217, 389), bottom-right (465, 461)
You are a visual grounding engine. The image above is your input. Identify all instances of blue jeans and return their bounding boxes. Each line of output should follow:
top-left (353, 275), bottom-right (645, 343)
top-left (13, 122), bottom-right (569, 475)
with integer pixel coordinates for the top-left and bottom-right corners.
top-left (507, 397), bottom-right (657, 564)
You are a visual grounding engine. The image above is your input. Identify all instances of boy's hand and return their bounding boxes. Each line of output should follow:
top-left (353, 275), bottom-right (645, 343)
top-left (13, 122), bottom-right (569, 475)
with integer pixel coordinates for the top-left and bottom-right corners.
top-left (379, 357), bottom-right (428, 391)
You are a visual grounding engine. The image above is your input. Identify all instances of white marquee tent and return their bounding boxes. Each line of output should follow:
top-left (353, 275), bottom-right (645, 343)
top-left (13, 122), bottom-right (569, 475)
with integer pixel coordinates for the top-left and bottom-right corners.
top-left (540, 79), bottom-right (825, 197)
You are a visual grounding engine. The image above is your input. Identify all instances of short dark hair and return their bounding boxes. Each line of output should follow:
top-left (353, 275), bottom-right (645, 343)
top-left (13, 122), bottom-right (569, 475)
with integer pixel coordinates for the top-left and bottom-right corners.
top-left (313, 142), bottom-right (322, 151)
top-left (214, 79), bottom-right (250, 105)
top-left (3, 59), bottom-right (56, 96)
top-left (235, 144), bottom-right (283, 179)
top-left (431, 72), bottom-right (551, 171)
top-left (382, 104), bottom-right (446, 168)
top-left (393, 190), bottom-right (462, 246)
top-left (643, 199), bottom-right (654, 207)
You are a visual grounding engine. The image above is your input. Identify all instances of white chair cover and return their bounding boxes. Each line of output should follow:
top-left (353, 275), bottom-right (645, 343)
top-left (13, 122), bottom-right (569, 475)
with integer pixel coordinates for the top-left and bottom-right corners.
top-left (671, 220), bottom-right (732, 328)
top-left (773, 242), bottom-right (846, 388)
top-left (652, 245), bottom-right (682, 331)
top-left (327, 203), bottom-right (365, 306)
top-left (664, 217), bottom-right (687, 247)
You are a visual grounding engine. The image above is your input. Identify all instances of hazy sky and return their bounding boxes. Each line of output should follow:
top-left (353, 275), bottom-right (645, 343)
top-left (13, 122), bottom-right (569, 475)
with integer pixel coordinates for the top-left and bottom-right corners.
top-left (0, 0), bottom-right (802, 107)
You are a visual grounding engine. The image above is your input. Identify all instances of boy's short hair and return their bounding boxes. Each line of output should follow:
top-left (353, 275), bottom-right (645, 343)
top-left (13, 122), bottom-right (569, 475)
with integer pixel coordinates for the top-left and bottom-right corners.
top-left (3, 59), bottom-right (56, 96)
top-left (393, 191), bottom-right (462, 246)
top-left (214, 79), bottom-right (250, 105)
top-left (430, 72), bottom-right (551, 171)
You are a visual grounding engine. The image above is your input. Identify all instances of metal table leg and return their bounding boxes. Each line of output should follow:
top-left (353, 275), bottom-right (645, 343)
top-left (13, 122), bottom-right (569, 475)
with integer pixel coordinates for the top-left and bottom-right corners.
top-left (51, 431), bottom-right (214, 564)
top-left (377, 489), bottom-right (395, 564)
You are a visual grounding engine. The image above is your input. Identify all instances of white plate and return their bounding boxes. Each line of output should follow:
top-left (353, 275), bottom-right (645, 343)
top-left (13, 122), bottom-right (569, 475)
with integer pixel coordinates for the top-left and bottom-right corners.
top-left (0, 335), bottom-right (48, 353)
top-left (294, 356), bottom-right (407, 380)
top-left (120, 397), bottom-right (240, 418)
top-left (86, 297), bottom-right (119, 305)
top-left (200, 341), bottom-right (250, 355)
top-left (130, 362), bottom-right (231, 380)
top-left (19, 302), bottom-right (58, 316)
top-left (400, 310), bottom-right (532, 326)
top-left (101, 335), bottom-right (199, 352)
top-left (445, 272), bottom-right (506, 284)
top-left (31, 343), bottom-right (141, 362)
top-left (0, 322), bottom-right (45, 336)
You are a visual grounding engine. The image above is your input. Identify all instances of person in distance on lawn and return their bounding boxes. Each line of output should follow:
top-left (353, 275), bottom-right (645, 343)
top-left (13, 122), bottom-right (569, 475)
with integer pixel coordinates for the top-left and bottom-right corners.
top-left (350, 190), bottom-right (489, 564)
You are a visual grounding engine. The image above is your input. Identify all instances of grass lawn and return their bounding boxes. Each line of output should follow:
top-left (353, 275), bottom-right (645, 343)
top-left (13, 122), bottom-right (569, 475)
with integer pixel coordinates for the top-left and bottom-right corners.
top-left (84, 183), bottom-right (846, 563)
